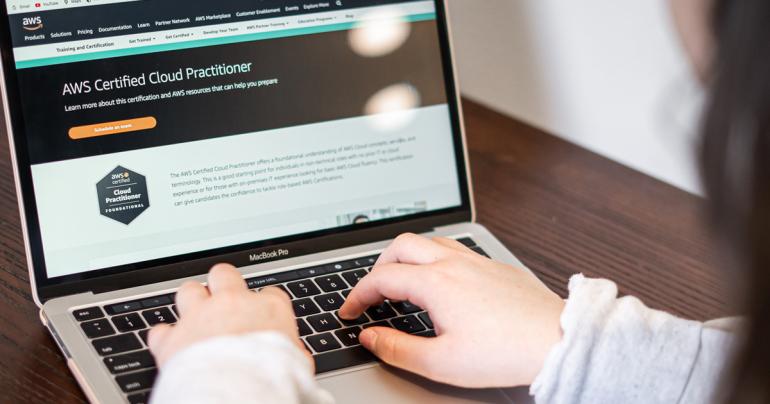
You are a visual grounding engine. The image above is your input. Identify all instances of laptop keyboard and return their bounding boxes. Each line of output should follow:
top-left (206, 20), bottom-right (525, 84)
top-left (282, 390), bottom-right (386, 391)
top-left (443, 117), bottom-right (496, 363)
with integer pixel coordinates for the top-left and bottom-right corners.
top-left (70, 237), bottom-right (488, 404)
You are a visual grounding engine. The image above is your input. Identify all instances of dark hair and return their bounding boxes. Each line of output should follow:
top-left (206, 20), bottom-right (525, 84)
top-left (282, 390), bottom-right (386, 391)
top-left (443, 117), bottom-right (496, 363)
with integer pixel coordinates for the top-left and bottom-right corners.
top-left (702, 1), bottom-right (770, 402)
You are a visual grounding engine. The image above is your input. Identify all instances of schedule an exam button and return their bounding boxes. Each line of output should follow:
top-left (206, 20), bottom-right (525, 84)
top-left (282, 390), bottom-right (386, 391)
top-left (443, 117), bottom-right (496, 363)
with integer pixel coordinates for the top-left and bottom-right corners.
top-left (68, 116), bottom-right (157, 140)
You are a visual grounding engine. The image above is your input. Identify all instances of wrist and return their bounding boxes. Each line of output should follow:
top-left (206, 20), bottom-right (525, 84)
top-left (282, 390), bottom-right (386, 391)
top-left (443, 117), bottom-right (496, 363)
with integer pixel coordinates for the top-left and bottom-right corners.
top-left (525, 297), bottom-right (566, 386)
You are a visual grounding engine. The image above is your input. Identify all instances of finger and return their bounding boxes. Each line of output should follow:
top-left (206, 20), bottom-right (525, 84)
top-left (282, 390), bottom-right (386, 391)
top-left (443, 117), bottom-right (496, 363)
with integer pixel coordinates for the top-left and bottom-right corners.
top-left (258, 286), bottom-right (294, 315)
top-left (147, 323), bottom-right (173, 356)
top-left (259, 285), bottom-right (291, 301)
top-left (359, 327), bottom-right (443, 378)
top-left (340, 263), bottom-right (431, 319)
top-left (207, 263), bottom-right (247, 294)
top-left (175, 280), bottom-right (209, 317)
top-left (431, 237), bottom-right (471, 252)
top-left (376, 233), bottom-right (451, 267)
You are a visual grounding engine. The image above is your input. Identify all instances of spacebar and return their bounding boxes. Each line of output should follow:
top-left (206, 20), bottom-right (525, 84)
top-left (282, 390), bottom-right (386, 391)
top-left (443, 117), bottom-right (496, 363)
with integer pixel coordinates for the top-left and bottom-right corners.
top-left (314, 346), bottom-right (378, 374)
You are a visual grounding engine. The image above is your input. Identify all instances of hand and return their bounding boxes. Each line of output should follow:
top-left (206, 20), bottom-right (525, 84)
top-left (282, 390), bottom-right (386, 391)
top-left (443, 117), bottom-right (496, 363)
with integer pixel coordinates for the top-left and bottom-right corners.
top-left (339, 233), bottom-right (565, 388)
top-left (148, 264), bottom-right (310, 368)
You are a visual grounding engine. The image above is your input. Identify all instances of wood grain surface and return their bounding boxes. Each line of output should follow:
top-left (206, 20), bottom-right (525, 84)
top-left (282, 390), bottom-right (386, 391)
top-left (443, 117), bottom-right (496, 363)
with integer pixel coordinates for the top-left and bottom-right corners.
top-left (0, 99), bottom-right (730, 403)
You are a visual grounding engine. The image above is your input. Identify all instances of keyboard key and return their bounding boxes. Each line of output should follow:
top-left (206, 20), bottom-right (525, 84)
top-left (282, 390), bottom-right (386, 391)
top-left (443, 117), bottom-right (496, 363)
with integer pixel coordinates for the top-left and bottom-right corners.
top-left (366, 302), bottom-right (397, 320)
top-left (336, 311), bottom-right (368, 326)
top-left (392, 301), bottom-right (422, 315)
top-left (127, 391), bottom-right (151, 404)
top-left (417, 312), bottom-right (434, 329)
top-left (287, 280), bottom-right (321, 298)
top-left (142, 307), bottom-right (176, 326)
top-left (307, 313), bottom-right (342, 332)
top-left (334, 327), bottom-right (362, 347)
top-left (363, 321), bottom-right (392, 329)
top-left (341, 289), bottom-right (351, 298)
top-left (138, 329), bottom-right (149, 345)
top-left (471, 246), bottom-right (490, 258)
top-left (103, 350), bottom-right (155, 374)
top-left (341, 269), bottom-right (368, 287)
top-left (455, 237), bottom-right (476, 247)
top-left (72, 307), bottom-right (104, 322)
top-left (391, 315), bottom-right (426, 334)
top-left (81, 319), bottom-right (116, 338)
top-left (92, 333), bottom-right (142, 356)
top-left (314, 292), bottom-right (344, 312)
top-left (111, 313), bottom-right (146, 333)
top-left (141, 295), bottom-right (172, 309)
top-left (115, 368), bottom-right (157, 393)
top-left (297, 318), bottom-right (313, 337)
top-left (105, 301), bottom-right (142, 315)
top-left (292, 298), bottom-right (321, 317)
top-left (307, 333), bottom-right (341, 353)
top-left (314, 274), bottom-right (347, 292)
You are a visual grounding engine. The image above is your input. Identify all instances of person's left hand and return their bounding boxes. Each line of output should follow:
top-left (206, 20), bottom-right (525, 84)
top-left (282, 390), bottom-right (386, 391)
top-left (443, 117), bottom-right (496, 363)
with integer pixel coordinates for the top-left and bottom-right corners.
top-left (338, 234), bottom-right (564, 388)
top-left (147, 264), bottom-right (310, 368)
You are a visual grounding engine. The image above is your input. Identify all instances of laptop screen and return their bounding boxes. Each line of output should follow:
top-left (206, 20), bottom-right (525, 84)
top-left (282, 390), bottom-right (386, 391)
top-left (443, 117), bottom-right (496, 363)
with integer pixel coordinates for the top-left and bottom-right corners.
top-left (3, 0), bottom-right (466, 282)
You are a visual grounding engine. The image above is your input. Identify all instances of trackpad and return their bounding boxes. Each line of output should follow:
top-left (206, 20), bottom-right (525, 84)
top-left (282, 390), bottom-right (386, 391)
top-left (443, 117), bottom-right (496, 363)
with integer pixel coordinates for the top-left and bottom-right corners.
top-left (318, 364), bottom-right (532, 404)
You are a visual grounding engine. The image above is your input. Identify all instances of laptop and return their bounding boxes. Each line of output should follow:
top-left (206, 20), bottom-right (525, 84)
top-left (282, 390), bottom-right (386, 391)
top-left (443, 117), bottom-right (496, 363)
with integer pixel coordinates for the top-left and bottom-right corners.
top-left (0, 0), bottom-right (532, 402)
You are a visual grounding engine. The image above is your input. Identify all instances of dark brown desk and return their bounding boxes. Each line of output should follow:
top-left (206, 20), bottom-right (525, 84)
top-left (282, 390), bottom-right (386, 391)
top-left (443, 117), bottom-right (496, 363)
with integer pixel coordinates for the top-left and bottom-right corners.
top-left (0, 99), bottom-right (729, 403)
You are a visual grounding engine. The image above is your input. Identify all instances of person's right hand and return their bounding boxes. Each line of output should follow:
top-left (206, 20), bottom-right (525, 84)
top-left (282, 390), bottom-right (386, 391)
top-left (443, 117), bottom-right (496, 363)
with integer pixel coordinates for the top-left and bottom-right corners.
top-left (339, 233), bottom-right (565, 388)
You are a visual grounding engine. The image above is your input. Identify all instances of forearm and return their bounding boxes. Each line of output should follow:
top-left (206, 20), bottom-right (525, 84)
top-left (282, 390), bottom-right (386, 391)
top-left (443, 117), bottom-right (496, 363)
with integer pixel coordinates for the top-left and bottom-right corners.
top-left (531, 275), bottom-right (739, 404)
top-left (150, 332), bottom-right (333, 404)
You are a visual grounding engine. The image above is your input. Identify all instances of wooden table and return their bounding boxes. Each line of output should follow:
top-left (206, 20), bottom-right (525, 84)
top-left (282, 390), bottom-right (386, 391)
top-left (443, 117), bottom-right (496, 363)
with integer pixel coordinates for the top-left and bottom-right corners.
top-left (0, 99), bottom-right (730, 403)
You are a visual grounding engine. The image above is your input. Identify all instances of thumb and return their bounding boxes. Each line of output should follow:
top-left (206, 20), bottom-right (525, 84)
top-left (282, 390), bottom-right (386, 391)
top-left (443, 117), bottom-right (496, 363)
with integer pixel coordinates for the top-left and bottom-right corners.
top-left (360, 327), bottom-right (441, 377)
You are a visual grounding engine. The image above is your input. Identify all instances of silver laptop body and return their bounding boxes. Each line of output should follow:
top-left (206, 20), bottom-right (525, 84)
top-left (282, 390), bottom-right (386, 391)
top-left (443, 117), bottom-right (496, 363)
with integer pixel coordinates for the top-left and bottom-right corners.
top-left (0, 0), bottom-right (533, 402)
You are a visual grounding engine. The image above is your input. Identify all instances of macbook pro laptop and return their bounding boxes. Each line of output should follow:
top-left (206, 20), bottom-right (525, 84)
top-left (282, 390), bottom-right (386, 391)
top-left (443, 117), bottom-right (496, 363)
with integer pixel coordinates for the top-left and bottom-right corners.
top-left (0, 0), bottom-right (532, 402)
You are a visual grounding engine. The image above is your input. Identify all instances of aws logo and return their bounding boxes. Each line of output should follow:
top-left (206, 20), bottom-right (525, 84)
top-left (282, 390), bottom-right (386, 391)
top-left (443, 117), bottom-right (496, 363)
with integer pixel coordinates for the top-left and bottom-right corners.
top-left (22, 16), bottom-right (43, 31)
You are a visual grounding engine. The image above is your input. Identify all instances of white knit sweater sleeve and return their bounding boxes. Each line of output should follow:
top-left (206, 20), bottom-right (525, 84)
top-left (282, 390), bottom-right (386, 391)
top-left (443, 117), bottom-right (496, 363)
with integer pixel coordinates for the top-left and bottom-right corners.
top-left (149, 332), bottom-right (334, 404)
top-left (531, 274), bottom-right (739, 404)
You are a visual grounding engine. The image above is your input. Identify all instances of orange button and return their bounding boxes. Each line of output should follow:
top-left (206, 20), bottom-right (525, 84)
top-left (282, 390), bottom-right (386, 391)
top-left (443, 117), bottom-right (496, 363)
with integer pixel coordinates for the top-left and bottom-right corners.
top-left (68, 116), bottom-right (157, 140)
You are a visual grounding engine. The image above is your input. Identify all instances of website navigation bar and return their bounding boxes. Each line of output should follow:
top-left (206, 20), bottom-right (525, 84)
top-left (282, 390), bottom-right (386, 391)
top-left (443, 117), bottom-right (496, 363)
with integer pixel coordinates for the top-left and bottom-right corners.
top-left (13, 1), bottom-right (433, 68)
top-left (8, 0), bottom-right (421, 48)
